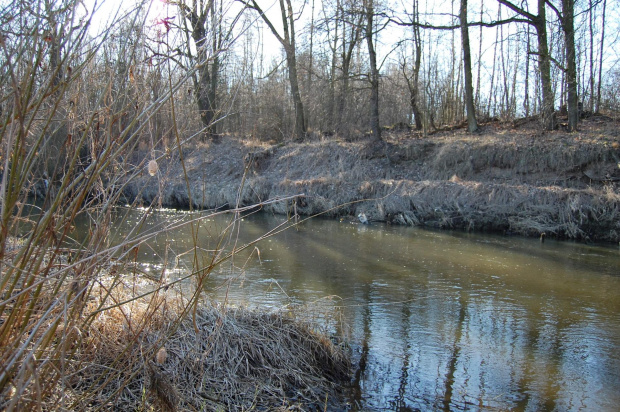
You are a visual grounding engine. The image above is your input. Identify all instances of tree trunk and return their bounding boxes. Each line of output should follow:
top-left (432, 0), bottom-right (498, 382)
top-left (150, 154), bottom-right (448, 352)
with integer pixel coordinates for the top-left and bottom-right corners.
top-left (327, 0), bottom-right (338, 132)
top-left (285, 45), bottom-right (307, 139)
top-left (194, 47), bottom-right (218, 139)
top-left (183, 0), bottom-right (220, 141)
top-left (282, 0), bottom-right (306, 139)
top-left (561, 0), bottom-right (578, 131)
top-left (402, 49), bottom-right (423, 130)
top-left (247, 0), bottom-right (306, 140)
top-left (596, 0), bottom-right (606, 113)
top-left (588, 0), bottom-right (595, 111)
top-left (364, 0), bottom-right (381, 140)
top-left (487, 8), bottom-right (499, 118)
top-left (409, 53), bottom-right (423, 131)
top-left (411, 2), bottom-right (423, 130)
top-left (524, 25), bottom-right (531, 116)
top-left (45, 4), bottom-right (69, 174)
top-left (475, 0), bottom-right (483, 107)
top-left (498, 0), bottom-right (556, 130)
top-left (338, 58), bottom-right (351, 131)
top-left (535, 0), bottom-right (556, 130)
top-left (337, 5), bottom-right (362, 134)
top-left (460, 0), bottom-right (478, 132)
top-left (307, 0), bottom-right (315, 89)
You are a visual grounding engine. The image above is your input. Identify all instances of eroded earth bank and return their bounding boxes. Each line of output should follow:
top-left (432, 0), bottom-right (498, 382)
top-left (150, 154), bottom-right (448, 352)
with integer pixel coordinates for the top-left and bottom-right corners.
top-left (123, 116), bottom-right (620, 243)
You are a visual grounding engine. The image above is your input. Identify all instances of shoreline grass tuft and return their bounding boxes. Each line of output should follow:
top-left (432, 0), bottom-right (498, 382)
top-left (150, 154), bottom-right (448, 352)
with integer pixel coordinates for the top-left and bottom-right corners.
top-left (7, 278), bottom-right (351, 411)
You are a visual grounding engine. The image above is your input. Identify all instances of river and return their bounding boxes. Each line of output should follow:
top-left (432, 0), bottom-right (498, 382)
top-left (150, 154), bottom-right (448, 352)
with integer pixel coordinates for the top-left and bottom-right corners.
top-left (101, 207), bottom-right (620, 411)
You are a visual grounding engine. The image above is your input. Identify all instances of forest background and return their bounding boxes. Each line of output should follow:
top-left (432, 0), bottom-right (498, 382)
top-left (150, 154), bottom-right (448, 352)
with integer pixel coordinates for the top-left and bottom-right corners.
top-left (14, 0), bottom-right (618, 148)
top-left (1, 0), bottom-right (620, 409)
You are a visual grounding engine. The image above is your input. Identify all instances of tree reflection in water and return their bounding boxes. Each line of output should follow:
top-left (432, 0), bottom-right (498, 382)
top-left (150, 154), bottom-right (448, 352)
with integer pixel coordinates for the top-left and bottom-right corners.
top-left (97, 210), bottom-right (620, 411)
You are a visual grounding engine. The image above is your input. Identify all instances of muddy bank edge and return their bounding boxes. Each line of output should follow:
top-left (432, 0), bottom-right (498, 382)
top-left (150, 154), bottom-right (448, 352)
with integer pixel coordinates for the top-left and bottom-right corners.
top-left (122, 133), bottom-right (620, 243)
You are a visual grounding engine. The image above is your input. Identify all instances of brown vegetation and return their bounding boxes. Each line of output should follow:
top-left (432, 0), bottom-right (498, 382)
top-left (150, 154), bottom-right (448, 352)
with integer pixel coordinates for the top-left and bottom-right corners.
top-left (62, 285), bottom-right (349, 411)
top-left (1, 275), bottom-right (350, 411)
top-left (1, 2), bottom-right (355, 409)
top-left (125, 115), bottom-right (620, 243)
top-left (2, 1), bottom-right (619, 410)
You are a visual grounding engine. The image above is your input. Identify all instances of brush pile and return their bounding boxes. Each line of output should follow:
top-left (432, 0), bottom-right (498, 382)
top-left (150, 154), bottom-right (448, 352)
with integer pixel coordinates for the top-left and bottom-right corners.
top-left (37, 281), bottom-right (351, 411)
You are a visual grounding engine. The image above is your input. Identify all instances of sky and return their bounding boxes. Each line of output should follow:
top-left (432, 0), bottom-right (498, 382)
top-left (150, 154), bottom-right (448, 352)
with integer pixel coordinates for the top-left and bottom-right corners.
top-left (81, 0), bottom-right (619, 112)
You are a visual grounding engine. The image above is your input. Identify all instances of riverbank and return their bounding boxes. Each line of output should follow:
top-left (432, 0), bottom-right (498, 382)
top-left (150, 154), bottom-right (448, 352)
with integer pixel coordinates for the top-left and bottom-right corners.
top-left (124, 115), bottom-right (620, 242)
top-left (1, 274), bottom-right (350, 411)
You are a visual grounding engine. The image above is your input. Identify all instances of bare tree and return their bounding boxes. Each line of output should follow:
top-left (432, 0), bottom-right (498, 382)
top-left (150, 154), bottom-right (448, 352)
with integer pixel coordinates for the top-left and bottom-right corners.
top-left (460, 0), bottom-right (478, 132)
top-left (596, 0), bottom-right (606, 113)
top-left (588, 0), bottom-right (595, 112)
top-left (552, 0), bottom-right (579, 131)
top-left (336, 0), bottom-right (364, 134)
top-left (524, 24), bottom-right (532, 116)
top-left (363, 0), bottom-right (381, 140)
top-left (498, 0), bottom-right (557, 130)
top-left (174, 0), bottom-right (237, 140)
top-left (244, 0), bottom-right (307, 140)
top-left (399, 0), bottom-right (423, 130)
top-left (390, 1), bottom-right (533, 127)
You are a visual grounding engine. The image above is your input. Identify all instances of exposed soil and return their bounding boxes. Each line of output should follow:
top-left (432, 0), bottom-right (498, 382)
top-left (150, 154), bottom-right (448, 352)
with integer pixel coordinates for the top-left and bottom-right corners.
top-left (123, 114), bottom-right (620, 243)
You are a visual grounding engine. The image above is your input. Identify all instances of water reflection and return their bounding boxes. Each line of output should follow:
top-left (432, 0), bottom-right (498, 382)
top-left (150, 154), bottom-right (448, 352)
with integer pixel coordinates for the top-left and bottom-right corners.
top-left (101, 209), bottom-right (620, 411)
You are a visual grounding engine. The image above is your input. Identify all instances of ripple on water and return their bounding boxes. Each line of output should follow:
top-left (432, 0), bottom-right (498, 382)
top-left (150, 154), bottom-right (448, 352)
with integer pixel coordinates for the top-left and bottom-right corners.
top-left (93, 209), bottom-right (620, 411)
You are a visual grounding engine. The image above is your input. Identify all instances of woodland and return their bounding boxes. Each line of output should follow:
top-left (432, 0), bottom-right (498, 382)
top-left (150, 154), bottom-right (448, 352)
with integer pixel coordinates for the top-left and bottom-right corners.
top-left (0, 0), bottom-right (619, 410)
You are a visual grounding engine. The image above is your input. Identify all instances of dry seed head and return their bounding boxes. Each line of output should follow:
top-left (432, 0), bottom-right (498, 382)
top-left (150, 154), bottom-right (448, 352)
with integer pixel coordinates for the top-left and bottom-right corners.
top-left (148, 160), bottom-right (158, 176)
top-left (156, 346), bottom-right (167, 364)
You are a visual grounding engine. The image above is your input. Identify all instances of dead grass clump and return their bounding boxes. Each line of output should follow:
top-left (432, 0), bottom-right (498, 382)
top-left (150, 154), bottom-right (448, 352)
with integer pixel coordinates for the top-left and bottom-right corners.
top-left (51, 285), bottom-right (351, 411)
top-left (426, 136), bottom-right (617, 182)
top-left (121, 124), bottom-right (620, 242)
top-left (349, 178), bottom-right (619, 242)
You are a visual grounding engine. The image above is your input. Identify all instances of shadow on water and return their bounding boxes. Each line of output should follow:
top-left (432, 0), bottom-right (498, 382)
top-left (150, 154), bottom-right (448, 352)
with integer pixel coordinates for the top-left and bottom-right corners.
top-left (42, 206), bottom-right (620, 411)
top-left (349, 281), bottom-right (371, 410)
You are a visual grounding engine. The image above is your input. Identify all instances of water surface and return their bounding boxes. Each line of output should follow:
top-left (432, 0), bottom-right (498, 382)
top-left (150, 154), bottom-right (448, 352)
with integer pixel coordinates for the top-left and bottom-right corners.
top-left (106, 208), bottom-right (620, 411)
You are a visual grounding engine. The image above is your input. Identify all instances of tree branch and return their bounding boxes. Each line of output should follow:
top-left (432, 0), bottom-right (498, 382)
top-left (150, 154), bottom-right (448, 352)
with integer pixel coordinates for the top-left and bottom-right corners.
top-left (545, 0), bottom-right (562, 20)
top-left (237, 0), bottom-right (286, 46)
top-left (389, 15), bottom-right (530, 30)
top-left (497, 0), bottom-right (536, 21)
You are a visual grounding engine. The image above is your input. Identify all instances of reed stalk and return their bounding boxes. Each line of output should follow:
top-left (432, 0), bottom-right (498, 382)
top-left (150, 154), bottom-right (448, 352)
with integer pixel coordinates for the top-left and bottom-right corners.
top-left (0, 1), bottom-right (349, 410)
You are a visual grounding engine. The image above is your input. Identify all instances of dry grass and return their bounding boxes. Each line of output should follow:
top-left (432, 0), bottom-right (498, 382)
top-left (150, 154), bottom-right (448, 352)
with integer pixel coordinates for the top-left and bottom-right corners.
top-left (1, 2), bottom-right (352, 409)
top-left (124, 116), bottom-right (620, 242)
top-left (1, 276), bottom-right (351, 411)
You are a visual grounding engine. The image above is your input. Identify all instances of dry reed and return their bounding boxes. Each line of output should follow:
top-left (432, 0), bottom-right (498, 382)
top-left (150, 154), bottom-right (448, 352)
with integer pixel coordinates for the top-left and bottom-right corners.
top-left (27, 279), bottom-right (351, 411)
top-left (1, 2), bottom-right (353, 411)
